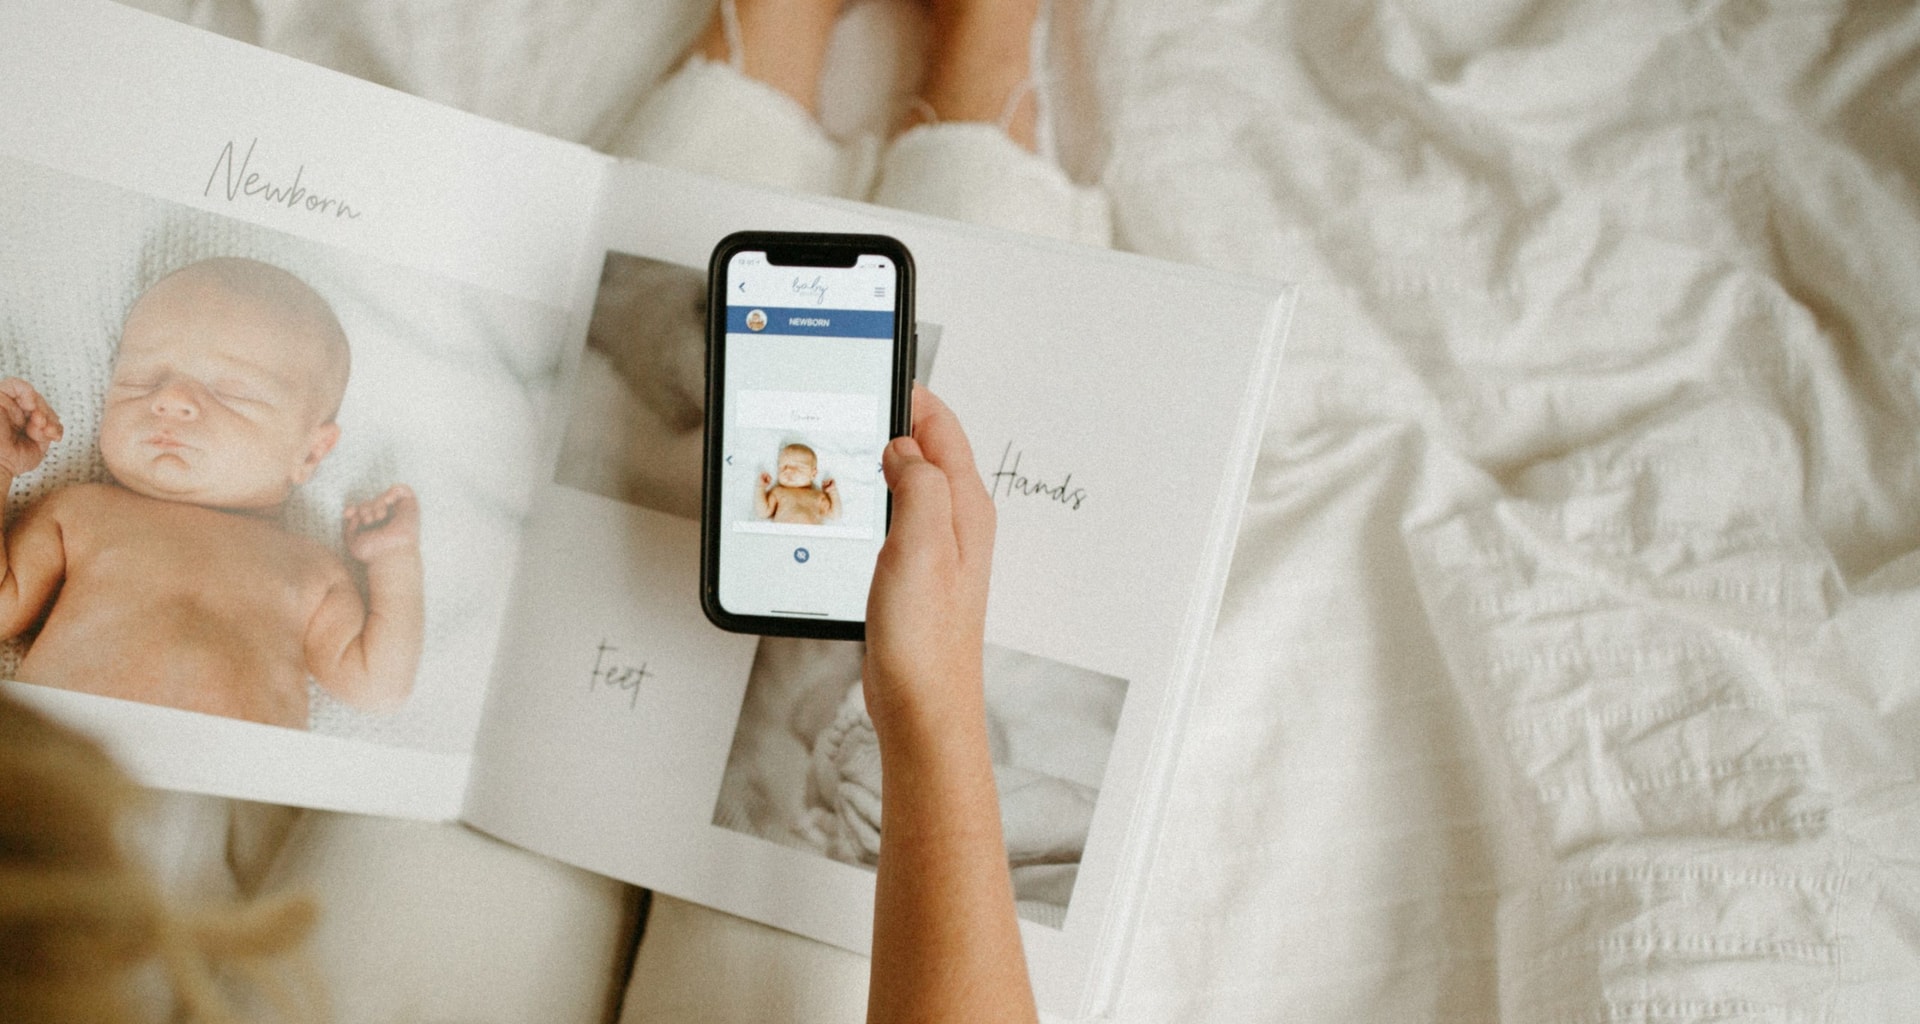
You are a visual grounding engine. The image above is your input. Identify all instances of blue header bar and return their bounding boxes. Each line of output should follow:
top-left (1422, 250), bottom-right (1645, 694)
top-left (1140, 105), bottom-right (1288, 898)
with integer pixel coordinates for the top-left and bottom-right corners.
top-left (727, 305), bottom-right (894, 339)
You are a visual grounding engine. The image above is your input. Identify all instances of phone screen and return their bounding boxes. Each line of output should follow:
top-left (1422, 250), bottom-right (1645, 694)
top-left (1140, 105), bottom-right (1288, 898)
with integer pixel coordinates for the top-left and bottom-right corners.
top-left (711, 245), bottom-right (907, 628)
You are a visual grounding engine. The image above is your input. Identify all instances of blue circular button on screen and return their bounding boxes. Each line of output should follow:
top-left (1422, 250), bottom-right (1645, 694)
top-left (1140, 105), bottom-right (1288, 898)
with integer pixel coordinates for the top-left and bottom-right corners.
top-left (793, 547), bottom-right (810, 563)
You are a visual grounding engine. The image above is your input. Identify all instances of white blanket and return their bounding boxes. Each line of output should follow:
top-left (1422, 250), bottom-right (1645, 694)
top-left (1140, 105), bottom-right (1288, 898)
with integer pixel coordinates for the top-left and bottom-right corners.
top-left (116, 0), bottom-right (1920, 1020)
top-left (1072, 2), bottom-right (1920, 1020)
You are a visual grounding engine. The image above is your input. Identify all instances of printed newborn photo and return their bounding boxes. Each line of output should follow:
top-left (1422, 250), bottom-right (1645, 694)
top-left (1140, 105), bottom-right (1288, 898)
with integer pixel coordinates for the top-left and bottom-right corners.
top-left (553, 251), bottom-right (709, 517)
top-left (0, 154), bottom-right (569, 751)
top-left (712, 640), bottom-right (1129, 930)
top-left (0, 259), bottom-right (418, 729)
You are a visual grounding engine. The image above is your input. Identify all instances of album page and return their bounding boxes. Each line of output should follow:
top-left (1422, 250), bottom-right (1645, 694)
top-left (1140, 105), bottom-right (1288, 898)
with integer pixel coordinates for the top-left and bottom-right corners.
top-left (463, 159), bottom-right (1292, 1019)
top-left (0, 0), bottom-right (608, 818)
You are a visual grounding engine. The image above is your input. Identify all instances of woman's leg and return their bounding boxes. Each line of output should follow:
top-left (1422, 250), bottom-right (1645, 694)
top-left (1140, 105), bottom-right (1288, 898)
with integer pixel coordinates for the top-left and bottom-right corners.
top-left (874, 0), bottom-right (1111, 244)
top-left (910, 0), bottom-right (1039, 151)
top-left (691, 0), bottom-right (845, 117)
top-left (611, 0), bottom-right (873, 198)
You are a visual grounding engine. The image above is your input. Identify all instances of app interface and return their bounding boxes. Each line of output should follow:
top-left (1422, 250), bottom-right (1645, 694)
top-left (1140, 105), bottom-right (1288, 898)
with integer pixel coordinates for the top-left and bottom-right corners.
top-left (718, 250), bottom-right (899, 622)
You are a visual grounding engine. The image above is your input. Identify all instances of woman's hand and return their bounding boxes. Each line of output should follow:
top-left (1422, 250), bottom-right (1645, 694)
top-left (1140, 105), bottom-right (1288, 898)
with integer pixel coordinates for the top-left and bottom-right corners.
top-left (863, 384), bottom-right (996, 735)
top-left (860, 385), bottom-right (1036, 1024)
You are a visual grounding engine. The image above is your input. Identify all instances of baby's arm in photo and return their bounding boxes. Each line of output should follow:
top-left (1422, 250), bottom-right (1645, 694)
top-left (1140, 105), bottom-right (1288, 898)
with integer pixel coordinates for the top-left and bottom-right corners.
top-left (304, 484), bottom-right (424, 711)
top-left (820, 475), bottom-right (838, 518)
top-left (755, 471), bottom-right (777, 519)
top-left (0, 378), bottom-right (68, 639)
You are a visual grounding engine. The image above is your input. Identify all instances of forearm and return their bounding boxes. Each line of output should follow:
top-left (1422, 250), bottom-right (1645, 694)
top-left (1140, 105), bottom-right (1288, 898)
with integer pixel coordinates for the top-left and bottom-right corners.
top-left (0, 475), bottom-right (60, 639)
top-left (330, 554), bottom-right (424, 709)
top-left (867, 682), bottom-right (1037, 1024)
top-left (0, 473), bottom-right (23, 634)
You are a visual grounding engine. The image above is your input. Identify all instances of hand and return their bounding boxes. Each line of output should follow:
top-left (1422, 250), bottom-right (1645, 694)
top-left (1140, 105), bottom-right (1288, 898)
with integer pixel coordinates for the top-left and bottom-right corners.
top-left (863, 385), bottom-right (995, 732)
top-left (0, 378), bottom-right (62, 478)
top-left (342, 484), bottom-right (420, 563)
top-left (822, 477), bottom-right (838, 494)
top-left (759, 471), bottom-right (773, 490)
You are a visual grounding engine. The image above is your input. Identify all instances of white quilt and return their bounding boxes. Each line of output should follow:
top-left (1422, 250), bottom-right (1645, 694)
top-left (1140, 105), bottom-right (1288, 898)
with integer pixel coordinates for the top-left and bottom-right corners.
top-left (119, 0), bottom-right (1920, 1021)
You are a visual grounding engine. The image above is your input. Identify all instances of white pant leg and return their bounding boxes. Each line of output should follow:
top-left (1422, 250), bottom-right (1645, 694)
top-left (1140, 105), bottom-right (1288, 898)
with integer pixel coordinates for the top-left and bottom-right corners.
top-left (608, 58), bottom-right (877, 198)
top-left (258, 812), bottom-right (637, 1024)
top-left (608, 57), bottom-right (1110, 247)
top-left (872, 122), bottom-right (1112, 246)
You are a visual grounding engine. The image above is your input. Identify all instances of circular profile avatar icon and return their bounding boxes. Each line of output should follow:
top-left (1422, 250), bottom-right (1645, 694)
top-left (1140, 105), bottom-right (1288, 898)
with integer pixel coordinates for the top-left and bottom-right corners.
top-left (745, 309), bottom-right (767, 332)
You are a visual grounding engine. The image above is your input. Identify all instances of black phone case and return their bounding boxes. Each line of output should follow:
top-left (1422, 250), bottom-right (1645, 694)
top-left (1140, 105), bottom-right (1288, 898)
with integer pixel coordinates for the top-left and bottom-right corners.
top-left (699, 230), bottom-right (916, 640)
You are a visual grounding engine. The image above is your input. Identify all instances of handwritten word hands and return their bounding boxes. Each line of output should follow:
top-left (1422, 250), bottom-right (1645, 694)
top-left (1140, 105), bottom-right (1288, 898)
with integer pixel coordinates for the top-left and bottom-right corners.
top-left (0, 378), bottom-right (63, 479)
top-left (342, 484), bottom-right (420, 563)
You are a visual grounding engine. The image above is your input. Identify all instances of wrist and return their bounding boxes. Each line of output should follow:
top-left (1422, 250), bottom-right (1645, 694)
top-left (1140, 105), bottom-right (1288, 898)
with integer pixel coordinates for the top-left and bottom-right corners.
top-left (362, 546), bottom-right (422, 580)
top-left (870, 688), bottom-right (1003, 849)
top-left (865, 666), bottom-right (987, 753)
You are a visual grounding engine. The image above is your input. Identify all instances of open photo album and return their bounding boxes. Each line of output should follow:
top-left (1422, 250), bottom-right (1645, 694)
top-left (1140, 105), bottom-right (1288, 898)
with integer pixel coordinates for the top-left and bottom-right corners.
top-left (0, 1), bottom-right (1292, 1018)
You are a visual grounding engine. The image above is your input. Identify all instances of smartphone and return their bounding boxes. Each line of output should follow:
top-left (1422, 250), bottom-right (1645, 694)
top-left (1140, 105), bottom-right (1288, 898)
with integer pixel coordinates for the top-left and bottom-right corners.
top-left (700, 231), bottom-right (915, 640)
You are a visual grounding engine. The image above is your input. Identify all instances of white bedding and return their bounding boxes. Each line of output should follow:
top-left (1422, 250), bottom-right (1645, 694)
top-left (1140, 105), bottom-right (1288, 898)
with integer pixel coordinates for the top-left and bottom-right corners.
top-left (118, 0), bottom-right (1920, 1020)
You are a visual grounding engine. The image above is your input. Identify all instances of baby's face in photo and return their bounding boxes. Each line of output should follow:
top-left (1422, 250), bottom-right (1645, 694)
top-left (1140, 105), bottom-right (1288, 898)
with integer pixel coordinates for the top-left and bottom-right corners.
top-left (776, 446), bottom-right (817, 488)
top-left (100, 260), bottom-right (349, 510)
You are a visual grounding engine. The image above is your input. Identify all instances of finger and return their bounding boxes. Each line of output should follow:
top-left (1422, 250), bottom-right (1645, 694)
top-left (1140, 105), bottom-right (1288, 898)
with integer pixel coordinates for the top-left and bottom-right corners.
top-left (0, 378), bottom-right (31, 414)
top-left (11, 384), bottom-right (44, 427)
top-left (906, 386), bottom-right (994, 564)
top-left (882, 434), bottom-right (923, 486)
top-left (881, 435), bottom-right (955, 558)
top-left (0, 383), bottom-right (29, 427)
top-left (32, 409), bottom-right (62, 444)
top-left (31, 396), bottom-right (62, 442)
top-left (906, 385), bottom-right (975, 468)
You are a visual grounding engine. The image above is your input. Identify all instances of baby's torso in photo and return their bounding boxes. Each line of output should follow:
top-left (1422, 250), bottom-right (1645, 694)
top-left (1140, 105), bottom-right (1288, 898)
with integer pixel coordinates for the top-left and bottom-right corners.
top-left (767, 485), bottom-right (830, 524)
top-left (19, 483), bottom-right (347, 728)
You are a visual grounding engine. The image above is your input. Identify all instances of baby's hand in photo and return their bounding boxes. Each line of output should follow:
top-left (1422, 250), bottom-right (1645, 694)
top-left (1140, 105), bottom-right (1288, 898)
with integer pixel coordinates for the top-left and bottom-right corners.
top-left (343, 484), bottom-right (421, 563)
top-left (0, 377), bottom-right (62, 478)
top-left (759, 471), bottom-right (773, 490)
top-left (822, 477), bottom-right (837, 494)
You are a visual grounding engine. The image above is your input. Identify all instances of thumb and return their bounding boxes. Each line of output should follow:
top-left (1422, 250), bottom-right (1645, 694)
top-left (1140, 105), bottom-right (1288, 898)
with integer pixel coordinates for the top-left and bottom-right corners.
top-left (882, 435), bottom-right (954, 549)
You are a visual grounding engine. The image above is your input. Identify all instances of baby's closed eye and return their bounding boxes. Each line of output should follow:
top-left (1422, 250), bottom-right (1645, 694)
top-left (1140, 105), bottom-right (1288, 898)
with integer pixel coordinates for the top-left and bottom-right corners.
top-left (211, 387), bottom-right (267, 407)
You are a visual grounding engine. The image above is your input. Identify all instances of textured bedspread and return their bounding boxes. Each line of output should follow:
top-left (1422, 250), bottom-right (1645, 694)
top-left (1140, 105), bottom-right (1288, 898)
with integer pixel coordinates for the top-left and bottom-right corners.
top-left (125, 0), bottom-right (1920, 1020)
top-left (1080, 2), bottom-right (1920, 1020)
